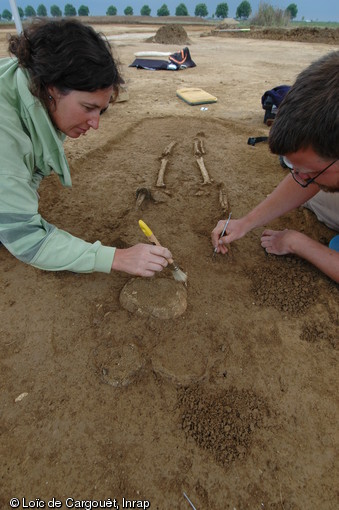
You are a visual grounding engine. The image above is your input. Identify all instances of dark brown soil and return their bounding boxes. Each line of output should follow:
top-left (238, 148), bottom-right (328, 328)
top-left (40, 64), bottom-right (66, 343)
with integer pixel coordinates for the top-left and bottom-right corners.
top-left (213, 26), bottom-right (339, 45)
top-left (147, 23), bottom-right (191, 44)
top-left (0, 25), bottom-right (338, 510)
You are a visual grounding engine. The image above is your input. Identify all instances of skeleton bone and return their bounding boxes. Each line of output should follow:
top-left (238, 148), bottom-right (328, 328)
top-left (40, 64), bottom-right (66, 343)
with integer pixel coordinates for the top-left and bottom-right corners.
top-left (161, 141), bottom-right (176, 157)
top-left (193, 138), bottom-right (206, 157)
top-left (196, 156), bottom-right (211, 185)
top-left (156, 141), bottom-right (176, 187)
top-left (156, 158), bottom-right (169, 187)
top-left (135, 187), bottom-right (151, 208)
top-left (217, 183), bottom-right (229, 212)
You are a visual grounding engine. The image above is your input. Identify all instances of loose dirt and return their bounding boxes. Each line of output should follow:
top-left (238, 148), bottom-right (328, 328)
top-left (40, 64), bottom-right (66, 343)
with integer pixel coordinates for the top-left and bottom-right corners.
top-left (0, 22), bottom-right (338, 510)
top-left (147, 23), bottom-right (191, 44)
top-left (212, 26), bottom-right (339, 45)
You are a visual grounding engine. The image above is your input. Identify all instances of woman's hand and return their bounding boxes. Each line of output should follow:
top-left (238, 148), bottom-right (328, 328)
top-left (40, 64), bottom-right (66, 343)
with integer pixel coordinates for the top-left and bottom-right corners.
top-left (111, 243), bottom-right (172, 277)
top-left (211, 218), bottom-right (250, 254)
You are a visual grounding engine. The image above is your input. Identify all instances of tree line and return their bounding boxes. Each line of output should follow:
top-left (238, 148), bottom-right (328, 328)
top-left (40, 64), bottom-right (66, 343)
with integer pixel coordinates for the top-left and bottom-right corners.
top-left (1, 2), bottom-right (298, 22)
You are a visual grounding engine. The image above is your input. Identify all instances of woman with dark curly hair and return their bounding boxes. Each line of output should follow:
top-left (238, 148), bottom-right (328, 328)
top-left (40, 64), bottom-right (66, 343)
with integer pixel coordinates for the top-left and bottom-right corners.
top-left (0, 19), bottom-right (171, 276)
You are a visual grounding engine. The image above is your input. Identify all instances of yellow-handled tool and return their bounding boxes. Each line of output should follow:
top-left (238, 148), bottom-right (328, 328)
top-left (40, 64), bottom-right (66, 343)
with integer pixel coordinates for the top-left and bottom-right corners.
top-left (139, 220), bottom-right (187, 283)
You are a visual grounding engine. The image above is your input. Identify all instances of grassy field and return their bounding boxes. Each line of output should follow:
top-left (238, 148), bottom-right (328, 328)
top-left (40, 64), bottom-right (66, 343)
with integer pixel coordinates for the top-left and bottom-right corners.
top-left (292, 21), bottom-right (339, 28)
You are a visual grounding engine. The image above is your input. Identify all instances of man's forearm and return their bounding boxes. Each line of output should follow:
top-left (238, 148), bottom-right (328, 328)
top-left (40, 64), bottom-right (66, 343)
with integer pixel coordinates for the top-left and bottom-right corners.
top-left (289, 232), bottom-right (339, 283)
top-left (244, 174), bottom-right (319, 230)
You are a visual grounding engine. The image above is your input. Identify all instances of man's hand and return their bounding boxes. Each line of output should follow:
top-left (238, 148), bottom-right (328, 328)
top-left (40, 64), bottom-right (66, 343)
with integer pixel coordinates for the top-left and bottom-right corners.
top-left (211, 218), bottom-right (250, 254)
top-left (260, 228), bottom-right (297, 255)
top-left (261, 229), bottom-right (339, 282)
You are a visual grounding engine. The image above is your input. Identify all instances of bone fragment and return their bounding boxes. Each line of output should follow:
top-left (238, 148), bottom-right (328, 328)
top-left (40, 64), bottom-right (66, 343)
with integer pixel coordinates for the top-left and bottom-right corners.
top-left (156, 158), bottom-right (169, 187)
top-left (135, 187), bottom-right (151, 208)
top-left (196, 157), bottom-right (211, 185)
top-left (152, 190), bottom-right (170, 203)
top-left (161, 141), bottom-right (177, 158)
top-left (193, 139), bottom-right (200, 156)
top-left (218, 184), bottom-right (229, 212)
top-left (136, 193), bottom-right (146, 208)
top-left (15, 392), bottom-right (28, 403)
top-left (194, 138), bottom-right (206, 157)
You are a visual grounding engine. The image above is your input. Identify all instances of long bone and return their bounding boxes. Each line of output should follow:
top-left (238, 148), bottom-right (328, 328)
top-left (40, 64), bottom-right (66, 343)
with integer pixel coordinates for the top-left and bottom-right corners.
top-left (156, 158), bottom-right (168, 187)
top-left (194, 137), bottom-right (211, 185)
top-left (156, 141), bottom-right (176, 188)
top-left (196, 157), bottom-right (212, 185)
top-left (217, 183), bottom-right (229, 212)
top-left (193, 137), bottom-right (206, 157)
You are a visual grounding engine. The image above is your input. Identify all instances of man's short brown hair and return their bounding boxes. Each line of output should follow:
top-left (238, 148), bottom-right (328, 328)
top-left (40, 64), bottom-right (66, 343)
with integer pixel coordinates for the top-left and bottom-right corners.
top-left (269, 51), bottom-right (339, 159)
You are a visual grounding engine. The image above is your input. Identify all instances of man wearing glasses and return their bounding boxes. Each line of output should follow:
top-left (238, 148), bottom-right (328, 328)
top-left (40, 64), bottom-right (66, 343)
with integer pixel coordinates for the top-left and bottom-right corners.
top-left (212, 51), bottom-right (339, 283)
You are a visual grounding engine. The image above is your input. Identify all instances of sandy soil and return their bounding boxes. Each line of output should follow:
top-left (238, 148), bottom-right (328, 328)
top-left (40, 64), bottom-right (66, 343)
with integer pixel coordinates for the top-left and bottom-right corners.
top-left (0, 23), bottom-right (338, 510)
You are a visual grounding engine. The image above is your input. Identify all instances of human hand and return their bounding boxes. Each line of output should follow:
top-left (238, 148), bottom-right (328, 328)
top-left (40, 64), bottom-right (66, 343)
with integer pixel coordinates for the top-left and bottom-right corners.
top-left (261, 229), bottom-right (339, 283)
top-left (112, 243), bottom-right (172, 277)
top-left (211, 218), bottom-right (249, 254)
top-left (260, 229), bottom-right (298, 255)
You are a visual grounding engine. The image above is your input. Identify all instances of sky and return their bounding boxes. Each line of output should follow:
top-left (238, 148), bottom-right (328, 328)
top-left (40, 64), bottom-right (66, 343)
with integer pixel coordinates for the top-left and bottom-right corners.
top-left (5, 0), bottom-right (339, 22)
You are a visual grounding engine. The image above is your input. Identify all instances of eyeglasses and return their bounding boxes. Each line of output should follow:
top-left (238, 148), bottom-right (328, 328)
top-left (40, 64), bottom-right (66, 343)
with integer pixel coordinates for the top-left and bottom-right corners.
top-left (283, 157), bottom-right (338, 188)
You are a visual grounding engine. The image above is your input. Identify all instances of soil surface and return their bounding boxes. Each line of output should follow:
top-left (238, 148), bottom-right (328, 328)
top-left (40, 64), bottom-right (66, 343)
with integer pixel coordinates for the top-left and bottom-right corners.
top-left (0, 22), bottom-right (338, 510)
top-left (212, 26), bottom-right (339, 45)
top-left (148, 24), bottom-right (191, 44)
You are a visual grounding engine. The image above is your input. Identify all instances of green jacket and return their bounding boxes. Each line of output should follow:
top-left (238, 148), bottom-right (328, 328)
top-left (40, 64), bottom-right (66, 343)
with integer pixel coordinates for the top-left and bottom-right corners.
top-left (0, 58), bottom-right (115, 273)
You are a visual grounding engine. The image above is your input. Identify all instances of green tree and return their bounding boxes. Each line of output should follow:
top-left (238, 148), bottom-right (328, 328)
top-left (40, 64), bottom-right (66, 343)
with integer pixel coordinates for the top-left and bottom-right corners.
top-left (106, 6), bottom-right (117, 15)
top-left (37, 4), bottom-right (48, 16)
top-left (285, 3), bottom-right (298, 19)
top-left (18, 7), bottom-right (24, 18)
top-left (50, 4), bottom-right (62, 16)
top-left (78, 5), bottom-right (89, 15)
top-left (64, 3), bottom-right (77, 16)
top-left (124, 6), bottom-right (133, 15)
top-left (140, 5), bottom-right (151, 15)
top-left (157, 4), bottom-right (170, 16)
top-left (25, 5), bottom-right (36, 17)
top-left (215, 3), bottom-right (229, 18)
top-left (2, 9), bottom-right (12, 20)
top-left (175, 3), bottom-right (189, 15)
top-left (236, 1), bottom-right (251, 19)
top-left (195, 3), bottom-right (208, 17)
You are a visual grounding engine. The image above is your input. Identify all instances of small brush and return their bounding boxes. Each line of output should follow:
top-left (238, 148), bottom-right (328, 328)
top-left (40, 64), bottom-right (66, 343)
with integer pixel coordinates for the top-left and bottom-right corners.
top-left (139, 219), bottom-right (187, 283)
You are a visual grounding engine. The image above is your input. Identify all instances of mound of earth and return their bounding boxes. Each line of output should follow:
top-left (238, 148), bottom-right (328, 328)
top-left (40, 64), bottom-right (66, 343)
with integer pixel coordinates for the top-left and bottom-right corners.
top-left (217, 18), bottom-right (239, 29)
top-left (147, 23), bottom-right (191, 44)
top-left (212, 26), bottom-right (339, 45)
top-left (254, 26), bottom-right (339, 44)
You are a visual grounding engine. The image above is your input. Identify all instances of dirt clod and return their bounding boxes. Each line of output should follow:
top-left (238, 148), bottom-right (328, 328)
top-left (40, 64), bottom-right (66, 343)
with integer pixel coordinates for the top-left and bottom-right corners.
top-left (178, 385), bottom-right (268, 468)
